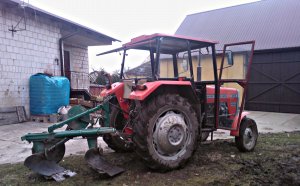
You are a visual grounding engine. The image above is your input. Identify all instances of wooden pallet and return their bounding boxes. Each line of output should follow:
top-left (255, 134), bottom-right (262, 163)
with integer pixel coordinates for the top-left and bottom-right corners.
top-left (0, 106), bottom-right (27, 126)
top-left (30, 114), bottom-right (62, 123)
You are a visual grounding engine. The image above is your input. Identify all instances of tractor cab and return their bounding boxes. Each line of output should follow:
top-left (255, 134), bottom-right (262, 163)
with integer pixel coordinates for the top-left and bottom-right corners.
top-left (98, 33), bottom-right (217, 81)
top-left (98, 33), bottom-right (256, 138)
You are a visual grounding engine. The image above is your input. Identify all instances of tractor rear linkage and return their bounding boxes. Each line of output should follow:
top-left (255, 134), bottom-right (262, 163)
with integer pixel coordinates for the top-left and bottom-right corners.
top-left (21, 96), bottom-right (125, 182)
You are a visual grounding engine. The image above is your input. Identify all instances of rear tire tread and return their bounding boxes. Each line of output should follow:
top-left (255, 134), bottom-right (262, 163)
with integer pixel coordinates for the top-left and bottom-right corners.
top-left (133, 94), bottom-right (199, 171)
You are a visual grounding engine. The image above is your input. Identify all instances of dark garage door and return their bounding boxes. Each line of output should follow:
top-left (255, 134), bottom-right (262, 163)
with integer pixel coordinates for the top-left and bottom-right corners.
top-left (245, 49), bottom-right (300, 113)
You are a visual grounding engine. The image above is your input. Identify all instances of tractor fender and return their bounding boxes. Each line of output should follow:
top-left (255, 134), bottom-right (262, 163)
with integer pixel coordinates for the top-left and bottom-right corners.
top-left (128, 81), bottom-right (192, 100)
top-left (100, 82), bottom-right (124, 98)
top-left (230, 111), bottom-right (250, 136)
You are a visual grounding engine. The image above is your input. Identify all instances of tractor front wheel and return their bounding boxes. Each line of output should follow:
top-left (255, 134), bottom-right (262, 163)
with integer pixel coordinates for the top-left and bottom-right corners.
top-left (235, 118), bottom-right (258, 152)
top-left (133, 94), bottom-right (199, 171)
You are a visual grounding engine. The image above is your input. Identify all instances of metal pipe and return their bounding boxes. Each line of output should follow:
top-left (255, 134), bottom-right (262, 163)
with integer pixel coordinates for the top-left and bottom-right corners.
top-left (235, 41), bottom-right (255, 133)
top-left (21, 127), bottom-right (116, 142)
top-left (59, 31), bottom-right (79, 76)
top-left (197, 50), bottom-right (202, 81)
top-left (150, 50), bottom-right (155, 79)
top-left (54, 127), bottom-right (116, 138)
top-left (21, 132), bottom-right (53, 141)
top-left (211, 44), bottom-right (220, 129)
top-left (120, 50), bottom-right (127, 79)
top-left (154, 38), bottom-right (162, 80)
top-left (59, 39), bottom-right (64, 76)
top-left (172, 54), bottom-right (178, 77)
top-left (187, 41), bottom-right (194, 81)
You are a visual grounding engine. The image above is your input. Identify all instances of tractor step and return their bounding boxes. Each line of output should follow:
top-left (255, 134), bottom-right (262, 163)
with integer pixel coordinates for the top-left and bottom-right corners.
top-left (24, 153), bottom-right (76, 182)
top-left (85, 148), bottom-right (125, 177)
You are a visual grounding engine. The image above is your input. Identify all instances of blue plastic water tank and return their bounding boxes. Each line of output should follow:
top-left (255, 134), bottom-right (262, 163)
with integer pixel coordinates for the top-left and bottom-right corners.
top-left (30, 73), bottom-right (70, 115)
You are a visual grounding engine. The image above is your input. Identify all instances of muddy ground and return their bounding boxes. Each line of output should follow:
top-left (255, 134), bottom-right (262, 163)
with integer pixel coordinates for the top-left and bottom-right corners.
top-left (0, 132), bottom-right (299, 186)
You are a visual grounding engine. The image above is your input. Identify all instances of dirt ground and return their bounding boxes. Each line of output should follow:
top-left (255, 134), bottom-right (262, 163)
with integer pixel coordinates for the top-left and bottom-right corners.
top-left (1, 111), bottom-right (299, 165)
top-left (0, 132), bottom-right (299, 186)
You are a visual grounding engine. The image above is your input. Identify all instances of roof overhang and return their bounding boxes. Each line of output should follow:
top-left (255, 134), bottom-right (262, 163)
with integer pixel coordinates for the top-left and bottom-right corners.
top-left (4, 0), bottom-right (120, 47)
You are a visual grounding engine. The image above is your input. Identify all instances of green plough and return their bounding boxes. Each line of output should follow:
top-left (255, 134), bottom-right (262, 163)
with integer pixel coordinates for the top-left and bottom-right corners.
top-left (21, 96), bottom-right (124, 181)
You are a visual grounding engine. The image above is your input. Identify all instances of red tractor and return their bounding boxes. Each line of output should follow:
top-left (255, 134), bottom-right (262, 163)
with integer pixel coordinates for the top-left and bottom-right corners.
top-left (98, 33), bottom-right (258, 170)
top-left (22, 34), bottom-right (258, 180)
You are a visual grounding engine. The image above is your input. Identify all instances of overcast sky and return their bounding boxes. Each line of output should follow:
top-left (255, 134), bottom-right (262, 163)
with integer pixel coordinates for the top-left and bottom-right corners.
top-left (28, 0), bottom-right (260, 73)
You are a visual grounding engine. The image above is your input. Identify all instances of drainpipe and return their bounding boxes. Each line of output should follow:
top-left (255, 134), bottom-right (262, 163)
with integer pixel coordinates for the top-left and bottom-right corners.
top-left (59, 31), bottom-right (79, 76)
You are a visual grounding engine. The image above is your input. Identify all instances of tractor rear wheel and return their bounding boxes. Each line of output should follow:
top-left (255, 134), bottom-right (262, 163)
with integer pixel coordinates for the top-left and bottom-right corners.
top-left (133, 94), bottom-right (199, 171)
top-left (103, 107), bottom-right (133, 152)
top-left (235, 118), bottom-right (258, 152)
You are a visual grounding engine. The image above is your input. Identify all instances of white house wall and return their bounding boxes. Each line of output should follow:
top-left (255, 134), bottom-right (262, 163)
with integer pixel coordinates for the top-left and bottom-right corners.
top-left (0, 3), bottom-right (90, 115)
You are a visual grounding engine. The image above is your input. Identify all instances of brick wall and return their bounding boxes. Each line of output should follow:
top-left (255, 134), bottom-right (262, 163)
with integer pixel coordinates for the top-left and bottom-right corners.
top-left (0, 3), bottom-right (90, 116)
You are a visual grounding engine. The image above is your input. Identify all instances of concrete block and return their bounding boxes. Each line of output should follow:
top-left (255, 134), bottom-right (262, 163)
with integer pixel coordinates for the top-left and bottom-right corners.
top-left (38, 33), bottom-right (43, 40)
top-left (33, 44), bottom-right (38, 51)
top-left (26, 49), bottom-right (31, 55)
top-left (14, 66), bottom-right (19, 73)
top-left (10, 53), bottom-right (16, 60)
top-left (30, 49), bottom-right (35, 56)
top-left (6, 45), bottom-right (12, 52)
top-left (0, 44), bottom-right (5, 52)
top-left (35, 51), bottom-right (40, 57)
top-left (25, 36), bottom-right (30, 43)
top-left (9, 39), bottom-right (16, 46)
top-left (42, 34), bottom-right (48, 41)
top-left (27, 31), bottom-right (32, 38)
top-left (5, 32), bottom-right (12, 38)
top-left (0, 58), bottom-right (7, 66)
top-left (2, 72), bottom-right (7, 79)
top-left (14, 41), bottom-right (21, 48)
top-left (30, 37), bottom-right (36, 44)
top-left (21, 55), bottom-right (27, 61)
top-left (35, 39), bottom-right (40, 45)
top-left (21, 42), bottom-right (26, 49)
top-left (38, 46), bottom-right (43, 52)
top-left (2, 52), bottom-right (10, 59)
top-left (13, 47), bottom-right (18, 53)
top-left (11, 34), bottom-right (18, 41)
top-left (19, 35), bottom-right (24, 42)
top-left (7, 66), bottom-right (12, 72)
top-left (3, 38), bottom-right (9, 45)
top-left (28, 25), bottom-right (34, 32)
top-left (18, 67), bottom-right (23, 73)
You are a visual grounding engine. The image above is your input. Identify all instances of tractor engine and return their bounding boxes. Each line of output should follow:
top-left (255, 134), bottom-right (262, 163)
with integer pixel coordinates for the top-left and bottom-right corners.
top-left (205, 86), bottom-right (239, 128)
